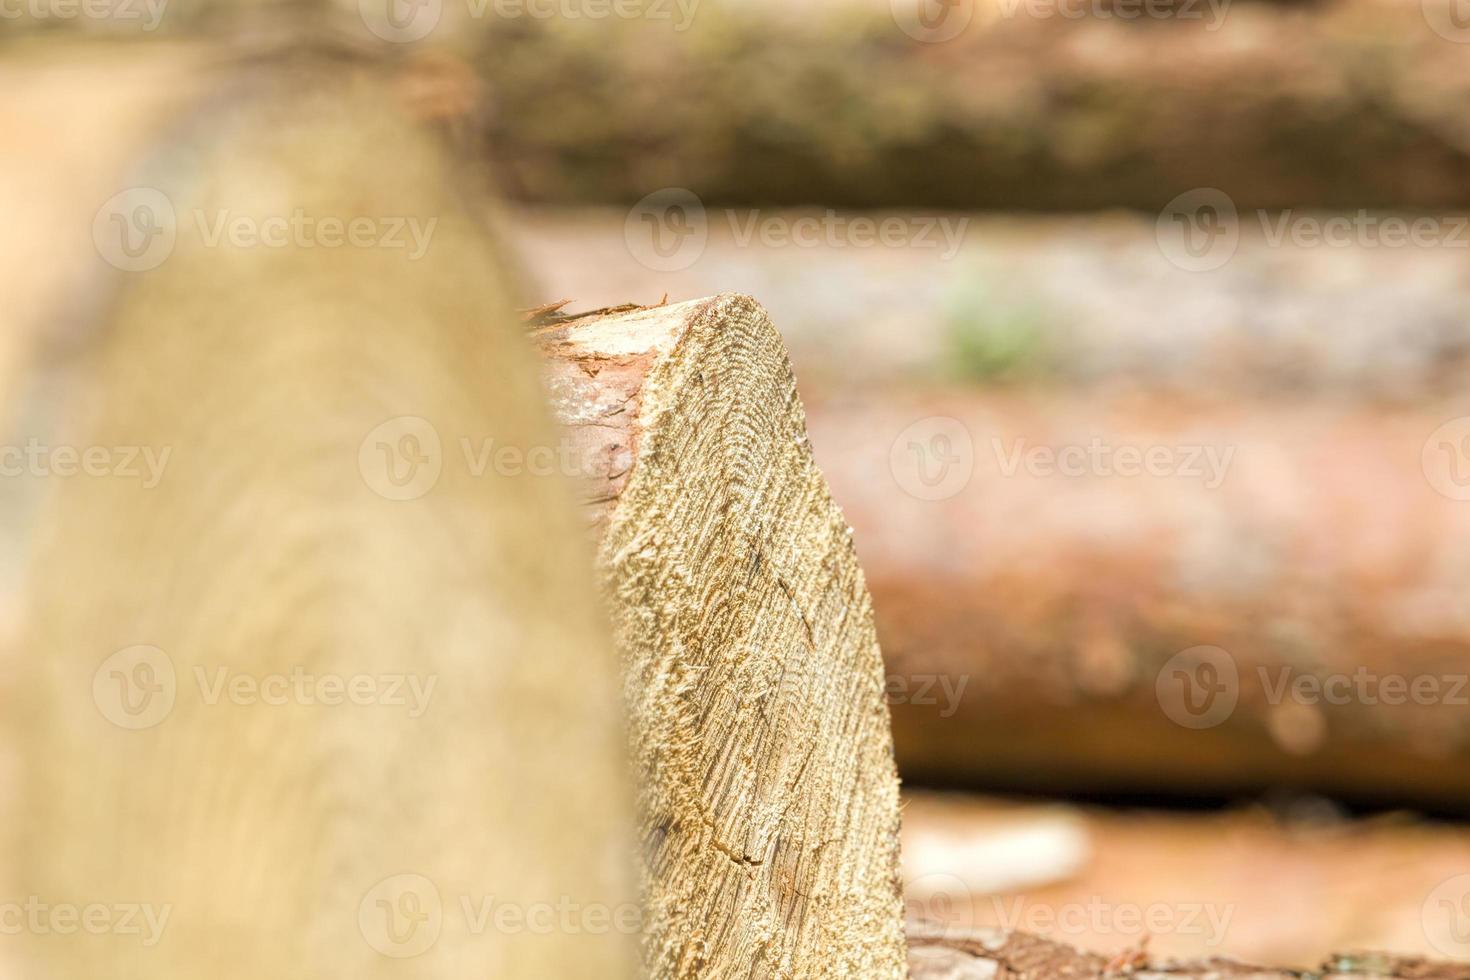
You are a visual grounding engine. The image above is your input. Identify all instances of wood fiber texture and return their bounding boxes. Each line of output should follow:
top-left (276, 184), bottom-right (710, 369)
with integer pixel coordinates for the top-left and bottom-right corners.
top-left (536, 295), bottom-right (908, 979)
top-left (14, 68), bottom-right (638, 980)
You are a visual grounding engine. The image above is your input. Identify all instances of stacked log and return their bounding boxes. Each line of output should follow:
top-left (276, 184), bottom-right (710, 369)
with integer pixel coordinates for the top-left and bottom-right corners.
top-left (13, 65), bottom-right (639, 980)
top-left (804, 393), bottom-right (1470, 806)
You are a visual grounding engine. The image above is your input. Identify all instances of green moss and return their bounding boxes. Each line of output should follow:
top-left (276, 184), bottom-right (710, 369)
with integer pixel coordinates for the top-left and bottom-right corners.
top-left (941, 278), bottom-right (1050, 384)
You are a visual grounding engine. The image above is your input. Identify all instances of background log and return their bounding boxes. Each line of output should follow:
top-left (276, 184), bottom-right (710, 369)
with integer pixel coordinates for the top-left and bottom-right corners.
top-left (907, 926), bottom-right (1470, 980)
top-left (11, 63), bottom-right (638, 980)
top-left (805, 396), bottom-right (1470, 808)
top-left (533, 294), bottom-right (909, 979)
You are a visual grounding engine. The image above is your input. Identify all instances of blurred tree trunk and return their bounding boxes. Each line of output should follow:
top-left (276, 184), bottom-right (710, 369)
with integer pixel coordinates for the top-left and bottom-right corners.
top-left (14, 63), bottom-right (638, 980)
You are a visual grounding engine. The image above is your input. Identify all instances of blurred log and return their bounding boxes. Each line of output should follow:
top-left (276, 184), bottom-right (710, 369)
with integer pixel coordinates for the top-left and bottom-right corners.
top-left (12, 1), bottom-right (1470, 211)
top-left (802, 393), bottom-right (1470, 807)
top-left (14, 66), bottom-right (637, 980)
top-left (533, 295), bottom-right (908, 979)
top-left (477, 3), bottom-right (1470, 211)
top-left (906, 926), bottom-right (1470, 980)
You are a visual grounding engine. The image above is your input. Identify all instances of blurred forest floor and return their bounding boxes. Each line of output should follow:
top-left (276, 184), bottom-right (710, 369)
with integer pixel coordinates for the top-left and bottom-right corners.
top-left (901, 791), bottom-right (1470, 967)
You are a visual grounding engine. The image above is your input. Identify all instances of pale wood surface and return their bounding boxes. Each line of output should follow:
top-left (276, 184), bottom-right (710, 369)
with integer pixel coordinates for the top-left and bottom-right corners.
top-left (535, 295), bottom-right (909, 979)
top-left (13, 66), bottom-right (638, 980)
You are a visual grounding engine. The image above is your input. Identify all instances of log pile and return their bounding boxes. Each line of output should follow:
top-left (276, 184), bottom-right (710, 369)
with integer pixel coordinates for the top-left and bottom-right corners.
top-left (4, 38), bottom-right (1466, 977)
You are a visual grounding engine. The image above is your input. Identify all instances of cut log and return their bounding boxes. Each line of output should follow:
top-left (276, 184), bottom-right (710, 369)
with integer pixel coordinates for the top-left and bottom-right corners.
top-left (14, 65), bottom-right (637, 980)
top-left (476, 5), bottom-right (1470, 212)
top-left (906, 926), bottom-right (1470, 980)
top-left (533, 295), bottom-right (908, 979)
top-left (803, 395), bottom-right (1470, 808)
